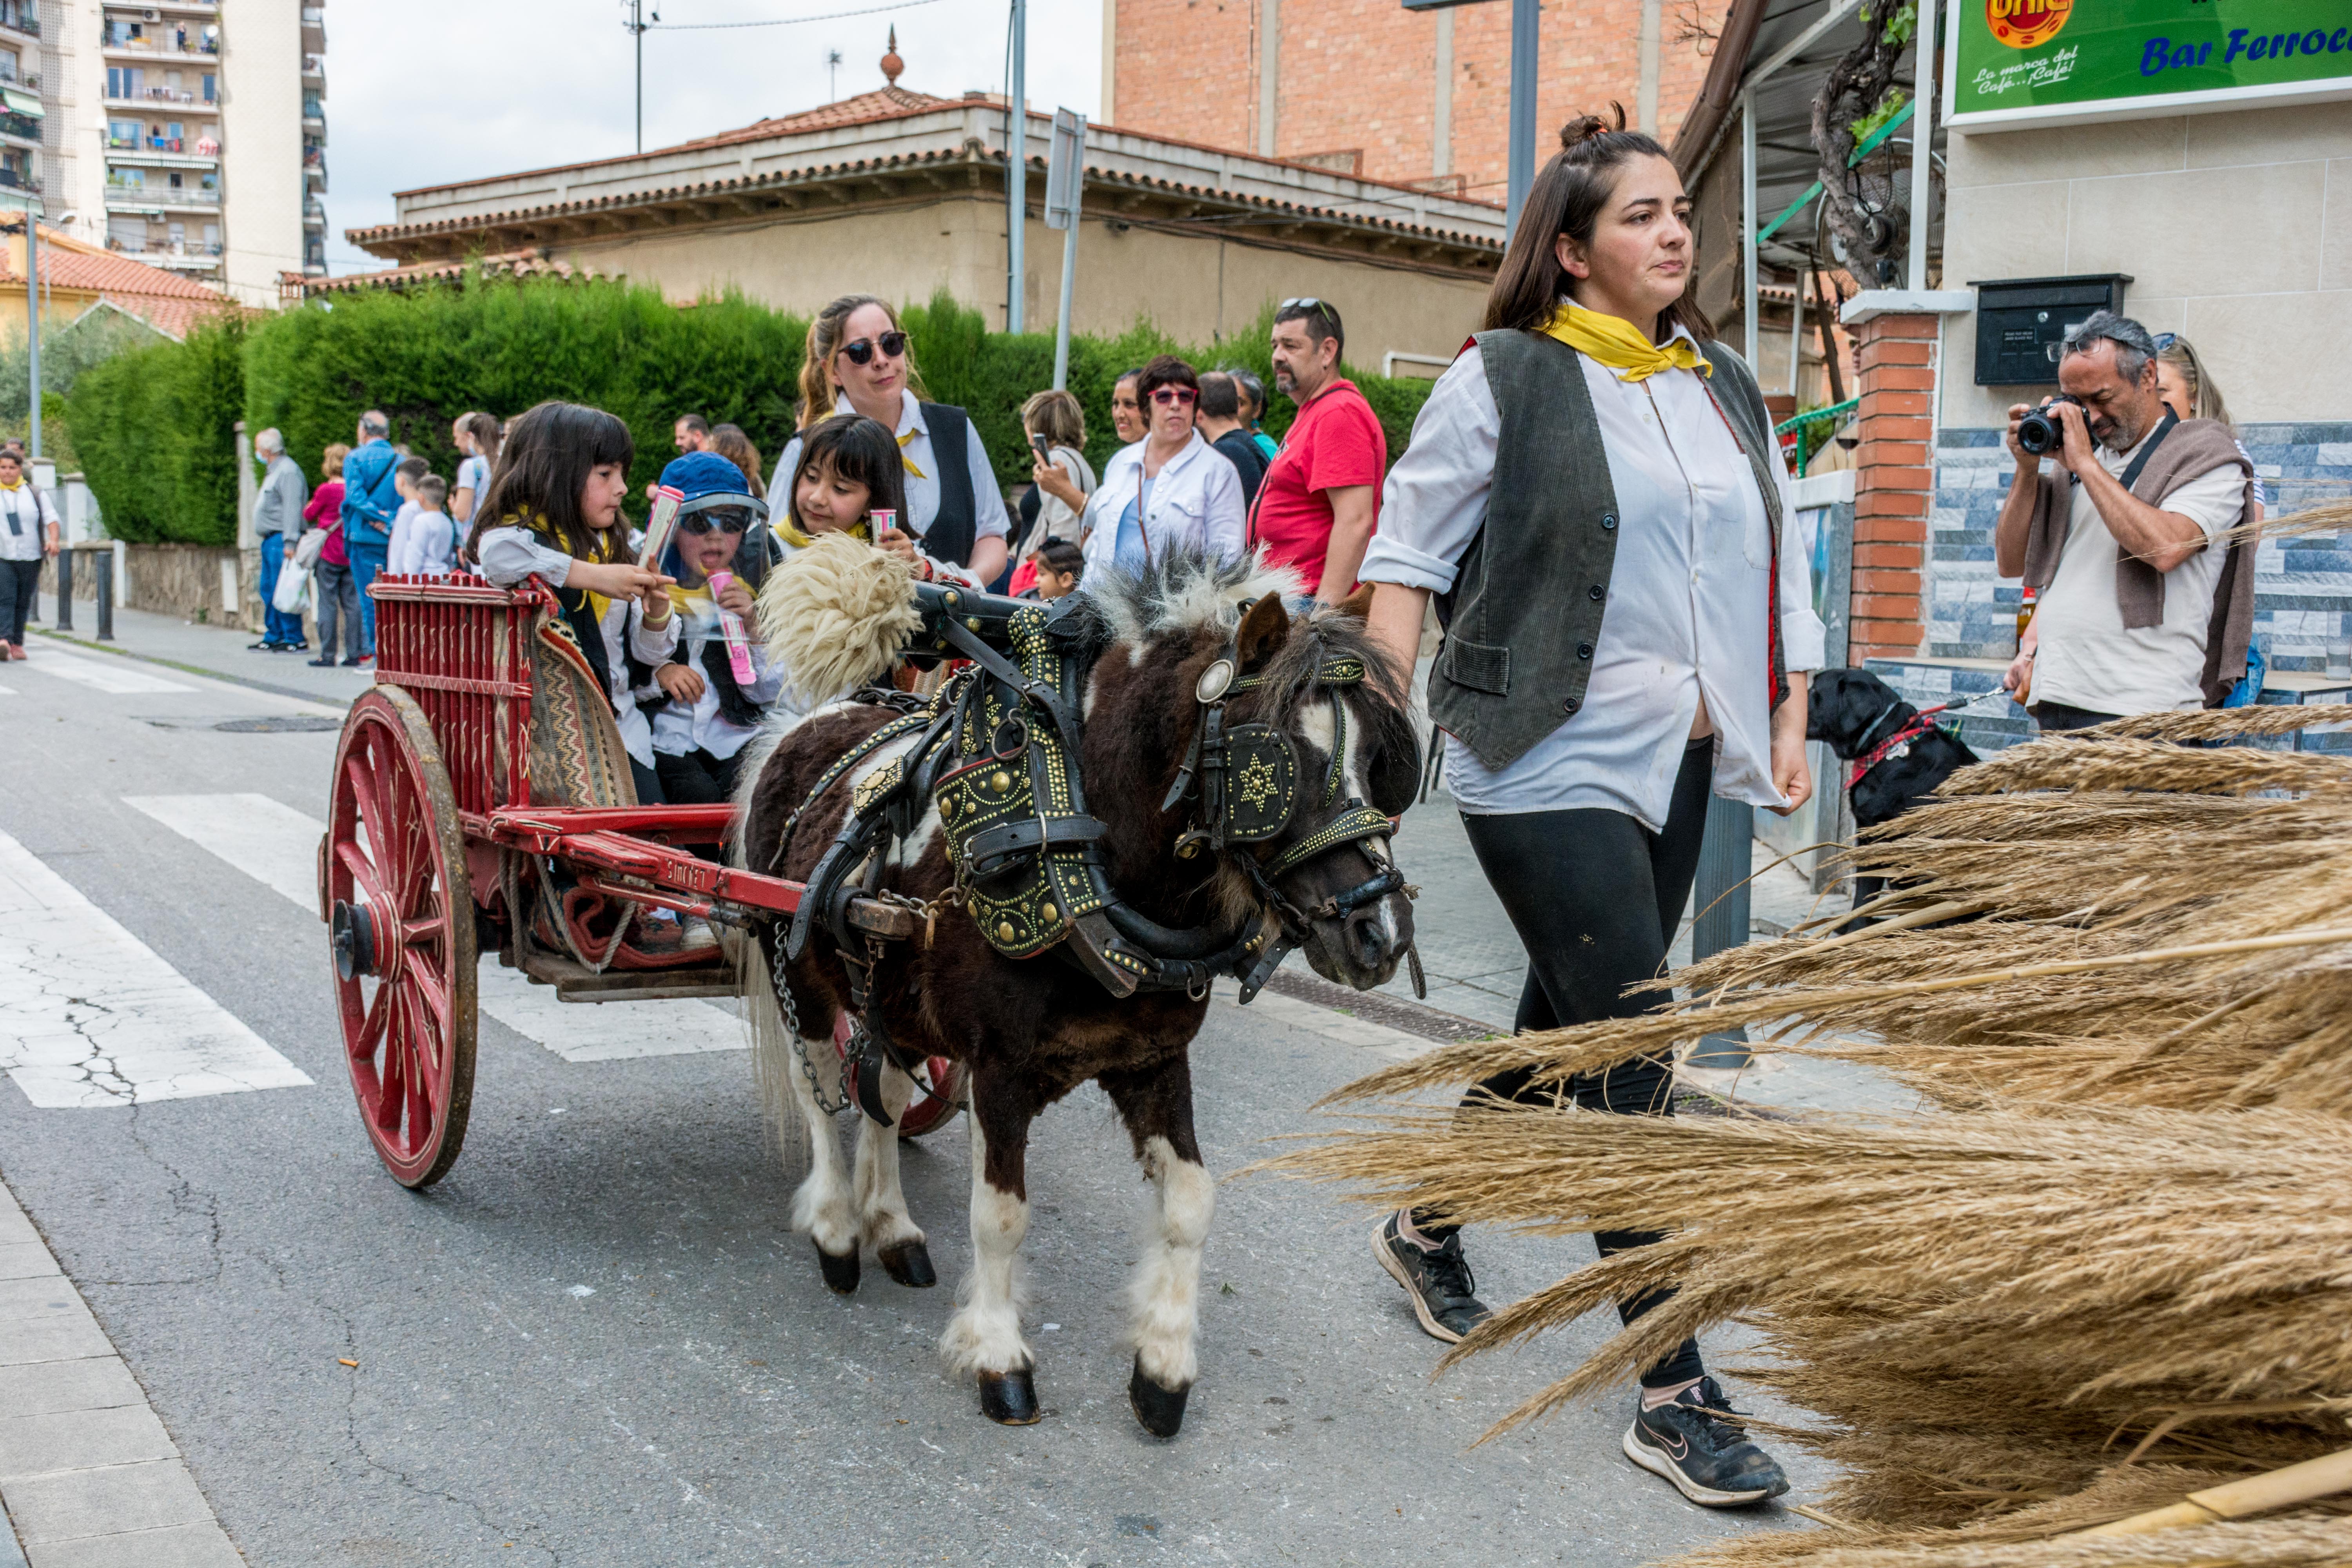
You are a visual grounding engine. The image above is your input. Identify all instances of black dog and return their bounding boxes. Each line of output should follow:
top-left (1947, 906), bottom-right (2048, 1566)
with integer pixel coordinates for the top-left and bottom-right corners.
top-left (1806, 668), bottom-right (1980, 915)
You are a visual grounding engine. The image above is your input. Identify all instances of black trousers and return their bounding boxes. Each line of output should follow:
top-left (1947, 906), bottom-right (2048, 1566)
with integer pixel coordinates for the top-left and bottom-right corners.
top-left (0, 557), bottom-right (38, 645)
top-left (629, 756), bottom-right (666, 806)
top-left (1419, 737), bottom-right (1715, 1388)
top-left (2030, 699), bottom-right (2123, 733)
top-left (655, 746), bottom-right (744, 806)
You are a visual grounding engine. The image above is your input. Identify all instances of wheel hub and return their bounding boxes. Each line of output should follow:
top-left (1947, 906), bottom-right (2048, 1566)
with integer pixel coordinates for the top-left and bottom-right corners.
top-left (330, 900), bottom-right (379, 980)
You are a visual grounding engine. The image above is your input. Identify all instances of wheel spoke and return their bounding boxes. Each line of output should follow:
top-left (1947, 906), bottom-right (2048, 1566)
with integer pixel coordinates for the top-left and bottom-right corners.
top-left (352, 982), bottom-right (390, 1064)
top-left (336, 841), bottom-right (390, 916)
top-left (401, 949), bottom-right (450, 1031)
top-left (374, 987), bottom-right (408, 1134)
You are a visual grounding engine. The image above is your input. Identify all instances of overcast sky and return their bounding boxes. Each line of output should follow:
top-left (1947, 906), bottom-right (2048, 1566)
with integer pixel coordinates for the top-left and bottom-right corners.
top-left (323, 0), bottom-right (1104, 274)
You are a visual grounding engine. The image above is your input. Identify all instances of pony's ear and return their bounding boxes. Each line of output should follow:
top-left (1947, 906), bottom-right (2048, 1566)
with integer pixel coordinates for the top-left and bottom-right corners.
top-left (1329, 582), bottom-right (1375, 621)
top-left (1235, 593), bottom-right (1291, 671)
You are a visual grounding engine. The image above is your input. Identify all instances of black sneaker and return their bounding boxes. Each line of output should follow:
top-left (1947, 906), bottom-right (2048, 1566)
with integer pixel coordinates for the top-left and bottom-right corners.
top-left (1372, 1211), bottom-right (1489, 1344)
top-left (1623, 1377), bottom-right (1789, 1507)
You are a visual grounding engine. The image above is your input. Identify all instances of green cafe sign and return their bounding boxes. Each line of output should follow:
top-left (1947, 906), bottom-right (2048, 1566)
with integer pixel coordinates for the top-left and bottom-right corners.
top-left (1945, 0), bottom-right (2352, 129)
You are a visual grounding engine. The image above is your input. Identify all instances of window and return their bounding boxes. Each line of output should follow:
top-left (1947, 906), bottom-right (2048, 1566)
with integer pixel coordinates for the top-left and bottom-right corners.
top-left (201, 73), bottom-right (214, 103)
top-left (107, 167), bottom-right (141, 188)
top-left (167, 221), bottom-right (183, 245)
top-left (107, 118), bottom-right (138, 147)
top-left (106, 65), bottom-right (145, 98)
top-left (0, 48), bottom-right (18, 81)
top-left (201, 222), bottom-right (218, 247)
top-left (107, 216), bottom-right (145, 249)
top-left (166, 170), bottom-right (181, 188)
top-left (167, 122), bottom-right (182, 139)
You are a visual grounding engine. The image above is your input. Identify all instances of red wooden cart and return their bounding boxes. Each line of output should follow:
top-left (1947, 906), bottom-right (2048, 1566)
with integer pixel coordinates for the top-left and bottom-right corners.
top-left (318, 573), bottom-right (964, 1188)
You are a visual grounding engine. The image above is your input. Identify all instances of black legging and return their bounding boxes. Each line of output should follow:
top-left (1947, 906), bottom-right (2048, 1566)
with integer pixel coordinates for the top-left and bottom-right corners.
top-left (1418, 737), bottom-right (1714, 1388)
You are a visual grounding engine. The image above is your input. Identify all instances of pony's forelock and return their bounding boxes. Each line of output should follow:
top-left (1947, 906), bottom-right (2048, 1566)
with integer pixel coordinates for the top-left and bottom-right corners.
top-left (1083, 548), bottom-right (1304, 649)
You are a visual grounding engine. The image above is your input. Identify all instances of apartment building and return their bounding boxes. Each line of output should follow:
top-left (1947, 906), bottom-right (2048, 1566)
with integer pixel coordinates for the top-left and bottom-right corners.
top-left (24, 0), bottom-right (324, 309)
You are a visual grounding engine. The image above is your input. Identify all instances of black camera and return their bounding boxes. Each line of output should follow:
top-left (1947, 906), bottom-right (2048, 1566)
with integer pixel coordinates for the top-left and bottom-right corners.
top-left (2016, 394), bottom-right (2084, 456)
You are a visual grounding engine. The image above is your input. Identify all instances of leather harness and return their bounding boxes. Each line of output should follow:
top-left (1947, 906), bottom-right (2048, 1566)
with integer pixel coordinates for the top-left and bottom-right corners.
top-left (771, 582), bottom-right (1417, 1122)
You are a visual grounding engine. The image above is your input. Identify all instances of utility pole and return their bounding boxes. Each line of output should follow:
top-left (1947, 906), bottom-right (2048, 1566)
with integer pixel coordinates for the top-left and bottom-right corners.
top-left (25, 210), bottom-right (38, 462)
top-left (1505, 0), bottom-right (1538, 239)
top-left (626, 0), bottom-right (655, 154)
top-left (1045, 110), bottom-right (1086, 390)
top-left (1006, 0), bottom-right (1027, 332)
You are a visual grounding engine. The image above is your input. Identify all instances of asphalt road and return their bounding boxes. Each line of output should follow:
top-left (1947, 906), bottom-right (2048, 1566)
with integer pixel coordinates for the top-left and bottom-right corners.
top-left (0, 644), bottom-right (1829, 1566)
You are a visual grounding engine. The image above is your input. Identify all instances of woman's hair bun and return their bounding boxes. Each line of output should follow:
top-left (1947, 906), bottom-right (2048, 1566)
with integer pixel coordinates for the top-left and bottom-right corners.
top-left (1559, 102), bottom-right (1631, 151)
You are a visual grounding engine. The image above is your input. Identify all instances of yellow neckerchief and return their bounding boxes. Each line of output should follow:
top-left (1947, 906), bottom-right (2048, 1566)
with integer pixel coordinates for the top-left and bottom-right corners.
top-left (1540, 301), bottom-right (1711, 384)
top-left (828, 393), bottom-right (926, 479)
top-left (506, 507), bottom-right (622, 622)
top-left (775, 512), bottom-right (873, 550)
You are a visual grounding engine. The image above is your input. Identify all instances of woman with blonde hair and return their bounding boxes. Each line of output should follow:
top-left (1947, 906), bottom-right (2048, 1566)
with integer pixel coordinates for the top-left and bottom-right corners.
top-left (1015, 387), bottom-right (1095, 558)
top-left (2154, 333), bottom-right (2234, 429)
top-left (772, 293), bottom-right (1010, 588)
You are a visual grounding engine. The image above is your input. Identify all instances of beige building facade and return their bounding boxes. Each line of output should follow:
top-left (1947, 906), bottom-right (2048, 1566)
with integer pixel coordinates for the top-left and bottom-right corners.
top-left (348, 87), bottom-right (1503, 372)
top-left (1937, 99), bottom-right (2352, 428)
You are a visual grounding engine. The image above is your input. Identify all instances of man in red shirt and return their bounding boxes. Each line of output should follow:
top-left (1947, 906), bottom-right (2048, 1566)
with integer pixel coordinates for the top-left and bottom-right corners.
top-left (1251, 299), bottom-right (1386, 603)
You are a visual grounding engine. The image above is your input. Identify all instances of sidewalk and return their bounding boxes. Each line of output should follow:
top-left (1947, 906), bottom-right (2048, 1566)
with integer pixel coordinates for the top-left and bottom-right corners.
top-left (29, 594), bottom-right (372, 708)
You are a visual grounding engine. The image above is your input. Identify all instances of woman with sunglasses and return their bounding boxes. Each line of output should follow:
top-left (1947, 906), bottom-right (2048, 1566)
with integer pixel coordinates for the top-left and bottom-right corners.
top-left (1079, 355), bottom-right (1247, 582)
top-left (648, 451), bottom-right (789, 806)
top-left (772, 294), bottom-right (1011, 590)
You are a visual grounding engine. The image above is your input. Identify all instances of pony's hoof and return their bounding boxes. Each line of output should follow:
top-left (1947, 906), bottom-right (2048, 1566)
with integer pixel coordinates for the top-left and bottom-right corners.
top-left (1127, 1357), bottom-right (1191, 1438)
top-left (814, 1243), bottom-right (860, 1295)
top-left (876, 1238), bottom-right (936, 1288)
top-left (978, 1368), bottom-right (1042, 1425)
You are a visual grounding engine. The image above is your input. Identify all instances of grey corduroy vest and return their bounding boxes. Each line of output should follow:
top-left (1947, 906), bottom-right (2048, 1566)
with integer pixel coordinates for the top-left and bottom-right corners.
top-left (1429, 328), bottom-right (1789, 773)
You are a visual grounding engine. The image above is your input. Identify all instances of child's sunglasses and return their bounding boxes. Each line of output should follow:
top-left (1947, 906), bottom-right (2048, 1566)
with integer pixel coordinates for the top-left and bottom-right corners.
top-left (840, 331), bottom-right (909, 365)
top-left (679, 506), bottom-right (757, 536)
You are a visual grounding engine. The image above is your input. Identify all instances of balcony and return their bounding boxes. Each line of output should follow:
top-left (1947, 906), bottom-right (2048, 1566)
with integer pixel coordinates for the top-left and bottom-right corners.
top-left (0, 110), bottom-right (36, 144)
top-left (107, 237), bottom-right (223, 269)
top-left (0, 72), bottom-right (39, 91)
top-left (303, 53), bottom-right (325, 82)
top-left (111, 85), bottom-right (212, 107)
top-left (101, 35), bottom-right (220, 61)
top-left (107, 142), bottom-right (220, 167)
top-left (305, 159), bottom-right (328, 193)
top-left (104, 182), bottom-right (221, 211)
top-left (0, 167), bottom-right (41, 193)
top-left (304, 203), bottom-right (327, 230)
top-left (0, 4), bottom-right (38, 39)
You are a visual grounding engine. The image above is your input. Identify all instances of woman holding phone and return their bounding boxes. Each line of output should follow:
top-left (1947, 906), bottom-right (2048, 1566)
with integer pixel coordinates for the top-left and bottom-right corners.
top-left (770, 294), bottom-right (1011, 589)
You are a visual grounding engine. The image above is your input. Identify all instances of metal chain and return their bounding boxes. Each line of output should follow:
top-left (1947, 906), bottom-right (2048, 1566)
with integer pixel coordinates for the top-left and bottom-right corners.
top-left (771, 936), bottom-right (851, 1116)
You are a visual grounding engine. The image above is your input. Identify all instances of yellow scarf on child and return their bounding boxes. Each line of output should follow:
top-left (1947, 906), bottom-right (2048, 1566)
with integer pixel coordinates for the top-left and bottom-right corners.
top-left (1541, 302), bottom-right (1711, 383)
top-left (775, 513), bottom-right (873, 550)
top-left (506, 508), bottom-right (623, 623)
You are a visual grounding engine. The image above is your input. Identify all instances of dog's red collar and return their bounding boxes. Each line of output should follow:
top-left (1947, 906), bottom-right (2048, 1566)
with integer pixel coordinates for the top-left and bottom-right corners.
top-left (1847, 703), bottom-right (1952, 788)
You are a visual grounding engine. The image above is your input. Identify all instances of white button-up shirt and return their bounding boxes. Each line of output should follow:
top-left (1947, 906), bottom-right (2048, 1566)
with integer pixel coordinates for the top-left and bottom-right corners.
top-left (651, 589), bottom-right (790, 761)
top-left (1078, 430), bottom-right (1249, 580)
top-left (770, 393), bottom-right (1011, 557)
top-left (1360, 333), bottom-right (1825, 831)
top-left (0, 481), bottom-right (58, 563)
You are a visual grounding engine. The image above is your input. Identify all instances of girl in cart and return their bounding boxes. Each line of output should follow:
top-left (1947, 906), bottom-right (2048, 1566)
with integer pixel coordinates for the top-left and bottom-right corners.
top-left (466, 400), bottom-right (680, 804)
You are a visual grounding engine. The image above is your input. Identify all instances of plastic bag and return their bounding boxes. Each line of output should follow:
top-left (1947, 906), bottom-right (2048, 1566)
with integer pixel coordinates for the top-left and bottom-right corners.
top-left (2222, 637), bottom-right (2268, 709)
top-left (272, 561), bottom-right (312, 615)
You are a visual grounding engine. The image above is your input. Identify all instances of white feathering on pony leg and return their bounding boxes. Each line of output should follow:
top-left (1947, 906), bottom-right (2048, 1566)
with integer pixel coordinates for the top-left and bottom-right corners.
top-left (853, 1064), bottom-right (925, 1254)
top-left (785, 1034), bottom-right (860, 1260)
top-left (941, 1100), bottom-right (1034, 1378)
top-left (740, 935), bottom-right (815, 1180)
top-left (1127, 1134), bottom-right (1214, 1390)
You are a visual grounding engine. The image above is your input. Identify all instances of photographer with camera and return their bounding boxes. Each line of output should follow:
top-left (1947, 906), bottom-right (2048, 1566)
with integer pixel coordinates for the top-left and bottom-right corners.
top-left (1994, 311), bottom-right (2258, 730)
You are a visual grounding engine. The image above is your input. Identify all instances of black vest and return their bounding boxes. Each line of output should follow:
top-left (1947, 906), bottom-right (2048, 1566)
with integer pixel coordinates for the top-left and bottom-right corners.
top-left (1430, 329), bottom-right (1789, 772)
top-left (921, 402), bottom-right (979, 568)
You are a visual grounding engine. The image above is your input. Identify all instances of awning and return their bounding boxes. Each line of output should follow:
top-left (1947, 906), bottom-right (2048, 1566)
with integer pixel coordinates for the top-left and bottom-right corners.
top-left (3, 87), bottom-right (44, 119)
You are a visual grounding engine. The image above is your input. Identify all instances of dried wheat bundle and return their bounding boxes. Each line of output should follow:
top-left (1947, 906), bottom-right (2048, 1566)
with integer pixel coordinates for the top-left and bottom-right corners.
top-left (2083, 706), bottom-right (2352, 744)
top-left (1942, 738), bottom-right (2352, 799)
top-left (1678, 1514), bottom-right (2352, 1568)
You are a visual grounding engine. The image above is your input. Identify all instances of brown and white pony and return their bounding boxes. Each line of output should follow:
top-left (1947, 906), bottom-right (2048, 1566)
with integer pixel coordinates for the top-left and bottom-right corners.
top-left (737, 550), bottom-right (1418, 1435)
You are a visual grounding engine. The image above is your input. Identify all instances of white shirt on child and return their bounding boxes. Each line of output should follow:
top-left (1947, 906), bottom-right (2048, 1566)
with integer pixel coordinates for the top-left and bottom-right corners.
top-left (390, 508), bottom-right (456, 578)
top-left (652, 587), bottom-right (789, 761)
top-left (474, 524), bottom-right (679, 768)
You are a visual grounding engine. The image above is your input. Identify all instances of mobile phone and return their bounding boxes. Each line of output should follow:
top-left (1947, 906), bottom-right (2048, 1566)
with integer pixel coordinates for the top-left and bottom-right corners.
top-left (1030, 433), bottom-right (1052, 462)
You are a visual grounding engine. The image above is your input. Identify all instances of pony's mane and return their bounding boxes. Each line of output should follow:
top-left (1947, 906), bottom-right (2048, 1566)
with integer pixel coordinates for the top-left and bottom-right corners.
top-left (1082, 548), bottom-right (1304, 649)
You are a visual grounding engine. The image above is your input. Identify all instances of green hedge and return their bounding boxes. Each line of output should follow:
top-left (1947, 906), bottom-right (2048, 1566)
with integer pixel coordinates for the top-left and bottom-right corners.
top-left (65, 274), bottom-right (1441, 547)
top-left (66, 315), bottom-right (245, 545)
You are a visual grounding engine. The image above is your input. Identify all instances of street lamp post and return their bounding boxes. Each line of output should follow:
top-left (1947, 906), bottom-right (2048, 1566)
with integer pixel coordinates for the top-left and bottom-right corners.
top-left (1006, 0), bottom-right (1027, 333)
top-left (1401, 0), bottom-right (1540, 243)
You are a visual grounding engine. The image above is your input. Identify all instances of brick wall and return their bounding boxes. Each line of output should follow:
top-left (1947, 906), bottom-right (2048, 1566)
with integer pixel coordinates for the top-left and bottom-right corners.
top-left (1846, 311), bottom-right (1936, 662)
top-left (1110, 0), bottom-right (1726, 198)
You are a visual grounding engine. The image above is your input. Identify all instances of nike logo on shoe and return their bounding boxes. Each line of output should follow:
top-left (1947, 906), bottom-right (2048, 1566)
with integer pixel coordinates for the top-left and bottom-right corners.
top-left (1660, 1430), bottom-right (1689, 1460)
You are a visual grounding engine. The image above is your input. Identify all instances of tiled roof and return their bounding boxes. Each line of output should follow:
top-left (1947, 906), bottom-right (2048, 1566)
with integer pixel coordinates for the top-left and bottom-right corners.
top-left (286, 250), bottom-right (600, 299)
top-left (351, 142), bottom-right (1502, 260)
top-left (0, 228), bottom-right (234, 341)
top-left (668, 86), bottom-right (951, 150)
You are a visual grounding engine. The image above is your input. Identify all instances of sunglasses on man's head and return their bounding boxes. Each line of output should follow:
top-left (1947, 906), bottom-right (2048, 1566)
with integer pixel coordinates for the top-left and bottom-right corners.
top-left (1150, 387), bottom-right (1198, 407)
top-left (840, 331), bottom-right (908, 365)
top-left (1279, 297), bottom-right (1325, 312)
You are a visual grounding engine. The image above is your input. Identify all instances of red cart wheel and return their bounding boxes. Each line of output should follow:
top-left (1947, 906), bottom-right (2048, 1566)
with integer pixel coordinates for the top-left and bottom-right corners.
top-left (829, 1013), bottom-right (965, 1139)
top-left (324, 687), bottom-right (478, 1188)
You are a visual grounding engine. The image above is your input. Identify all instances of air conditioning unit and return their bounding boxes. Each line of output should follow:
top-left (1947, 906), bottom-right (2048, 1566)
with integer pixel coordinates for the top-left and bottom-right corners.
top-left (141, 8), bottom-right (160, 19)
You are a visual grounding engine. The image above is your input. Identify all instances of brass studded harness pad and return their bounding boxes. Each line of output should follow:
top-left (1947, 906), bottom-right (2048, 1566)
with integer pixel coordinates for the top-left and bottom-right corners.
top-left (938, 603), bottom-right (1110, 961)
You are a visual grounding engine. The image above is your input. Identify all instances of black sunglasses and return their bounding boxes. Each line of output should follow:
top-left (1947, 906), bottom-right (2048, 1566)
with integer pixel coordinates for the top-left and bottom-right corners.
top-left (840, 331), bottom-right (908, 365)
top-left (679, 510), bottom-right (753, 536)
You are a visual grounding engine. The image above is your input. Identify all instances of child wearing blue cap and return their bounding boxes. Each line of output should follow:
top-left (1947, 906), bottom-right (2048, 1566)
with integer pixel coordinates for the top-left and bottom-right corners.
top-left (648, 450), bottom-right (789, 804)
